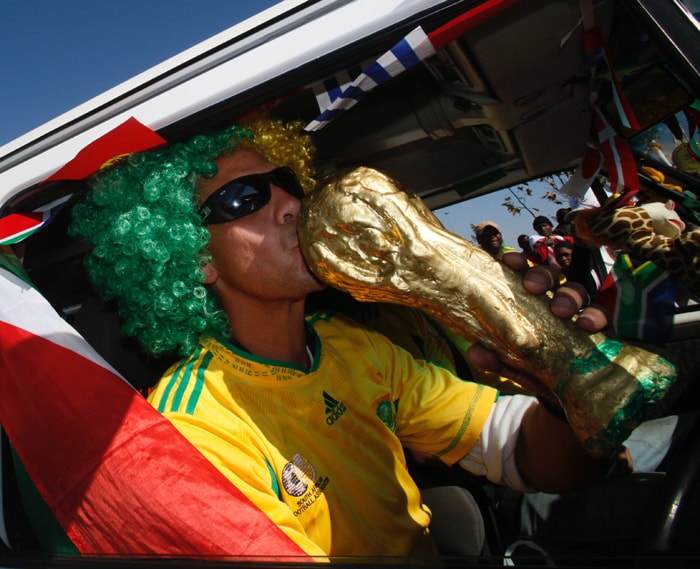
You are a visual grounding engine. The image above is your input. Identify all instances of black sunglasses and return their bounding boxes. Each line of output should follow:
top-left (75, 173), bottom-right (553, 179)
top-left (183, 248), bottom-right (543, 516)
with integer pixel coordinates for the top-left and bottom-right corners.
top-left (198, 167), bottom-right (304, 225)
top-left (480, 226), bottom-right (500, 237)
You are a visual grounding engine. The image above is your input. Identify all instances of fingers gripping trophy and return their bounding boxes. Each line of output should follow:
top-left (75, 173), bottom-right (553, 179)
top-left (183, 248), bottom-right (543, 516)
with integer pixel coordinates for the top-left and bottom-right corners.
top-left (298, 167), bottom-right (676, 459)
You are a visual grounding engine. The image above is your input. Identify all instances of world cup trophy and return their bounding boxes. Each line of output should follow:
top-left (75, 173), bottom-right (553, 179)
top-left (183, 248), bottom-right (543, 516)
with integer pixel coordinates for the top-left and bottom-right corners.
top-left (298, 167), bottom-right (676, 458)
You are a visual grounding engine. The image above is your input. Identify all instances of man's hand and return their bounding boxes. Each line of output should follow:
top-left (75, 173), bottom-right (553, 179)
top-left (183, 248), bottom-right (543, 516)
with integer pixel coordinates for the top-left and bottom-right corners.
top-left (502, 252), bottom-right (608, 331)
top-left (468, 252), bottom-right (634, 492)
top-left (468, 252), bottom-right (609, 388)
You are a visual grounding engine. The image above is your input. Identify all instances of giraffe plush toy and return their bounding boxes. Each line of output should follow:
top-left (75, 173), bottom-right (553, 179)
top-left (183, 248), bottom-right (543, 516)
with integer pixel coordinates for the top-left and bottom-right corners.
top-left (574, 200), bottom-right (700, 297)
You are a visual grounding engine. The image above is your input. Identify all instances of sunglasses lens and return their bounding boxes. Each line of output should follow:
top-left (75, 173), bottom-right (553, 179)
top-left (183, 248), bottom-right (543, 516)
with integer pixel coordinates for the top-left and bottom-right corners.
top-left (272, 168), bottom-right (304, 199)
top-left (199, 179), bottom-right (269, 224)
top-left (199, 167), bottom-right (303, 224)
top-left (221, 182), bottom-right (269, 217)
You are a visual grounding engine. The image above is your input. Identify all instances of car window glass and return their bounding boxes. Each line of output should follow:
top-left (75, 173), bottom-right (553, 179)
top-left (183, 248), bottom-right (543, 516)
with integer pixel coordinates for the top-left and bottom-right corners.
top-left (679, 0), bottom-right (700, 22)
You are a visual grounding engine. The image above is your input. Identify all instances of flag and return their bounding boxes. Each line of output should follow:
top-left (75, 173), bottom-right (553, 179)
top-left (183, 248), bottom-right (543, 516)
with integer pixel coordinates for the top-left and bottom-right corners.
top-left (592, 106), bottom-right (640, 205)
top-left (558, 144), bottom-right (603, 200)
top-left (45, 117), bottom-right (167, 182)
top-left (577, 17), bottom-right (641, 207)
top-left (305, 27), bottom-right (436, 131)
top-left (583, 27), bottom-right (641, 132)
top-left (427, 0), bottom-right (520, 49)
top-left (0, 195), bottom-right (73, 245)
top-left (310, 64), bottom-right (366, 119)
top-left (594, 254), bottom-right (677, 342)
top-left (305, 0), bottom-right (520, 131)
top-left (0, 253), bottom-right (310, 557)
top-left (0, 118), bottom-right (167, 246)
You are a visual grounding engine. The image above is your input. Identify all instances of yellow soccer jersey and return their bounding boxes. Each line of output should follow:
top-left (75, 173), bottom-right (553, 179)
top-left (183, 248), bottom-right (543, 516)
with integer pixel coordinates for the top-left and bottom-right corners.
top-left (346, 302), bottom-right (528, 396)
top-left (148, 311), bottom-right (497, 557)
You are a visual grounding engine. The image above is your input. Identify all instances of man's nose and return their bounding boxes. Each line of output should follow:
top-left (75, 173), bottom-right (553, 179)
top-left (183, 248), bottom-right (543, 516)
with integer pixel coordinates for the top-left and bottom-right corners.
top-left (272, 185), bottom-right (301, 221)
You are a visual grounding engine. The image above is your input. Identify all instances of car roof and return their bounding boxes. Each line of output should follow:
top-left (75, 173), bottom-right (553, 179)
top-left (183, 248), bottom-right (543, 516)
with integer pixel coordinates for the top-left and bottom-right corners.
top-left (0, 0), bottom-right (457, 208)
top-left (1, 0), bottom-right (698, 216)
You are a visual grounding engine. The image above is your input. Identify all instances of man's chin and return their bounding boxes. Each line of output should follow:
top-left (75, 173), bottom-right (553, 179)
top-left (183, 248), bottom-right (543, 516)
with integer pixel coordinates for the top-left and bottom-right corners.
top-left (302, 262), bottom-right (327, 291)
top-left (310, 274), bottom-right (327, 291)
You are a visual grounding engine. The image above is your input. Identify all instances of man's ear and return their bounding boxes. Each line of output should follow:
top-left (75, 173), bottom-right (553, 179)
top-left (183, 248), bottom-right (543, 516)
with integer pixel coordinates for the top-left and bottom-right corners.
top-left (201, 262), bottom-right (220, 284)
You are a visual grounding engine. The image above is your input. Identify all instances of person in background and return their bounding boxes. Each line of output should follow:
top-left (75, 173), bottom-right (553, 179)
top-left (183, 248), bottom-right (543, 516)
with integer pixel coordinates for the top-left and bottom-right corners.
top-left (557, 209), bottom-right (611, 301)
top-left (553, 240), bottom-right (574, 274)
top-left (517, 234), bottom-right (536, 267)
top-left (553, 207), bottom-right (574, 237)
top-left (530, 215), bottom-right (574, 269)
top-left (474, 221), bottom-right (515, 260)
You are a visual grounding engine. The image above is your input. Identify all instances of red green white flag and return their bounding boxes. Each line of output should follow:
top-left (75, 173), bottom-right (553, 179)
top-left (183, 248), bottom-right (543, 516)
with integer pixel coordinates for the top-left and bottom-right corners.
top-left (0, 117), bottom-right (167, 246)
top-left (0, 255), bottom-right (310, 557)
top-left (0, 114), bottom-right (314, 557)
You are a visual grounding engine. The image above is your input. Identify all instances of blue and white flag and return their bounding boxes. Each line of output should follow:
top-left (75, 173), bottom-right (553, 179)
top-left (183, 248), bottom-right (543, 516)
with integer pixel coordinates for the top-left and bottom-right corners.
top-left (305, 27), bottom-right (436, 131)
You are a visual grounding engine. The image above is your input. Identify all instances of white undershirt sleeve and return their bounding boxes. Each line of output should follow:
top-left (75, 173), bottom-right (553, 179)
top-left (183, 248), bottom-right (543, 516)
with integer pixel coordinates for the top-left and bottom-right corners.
top-left (458, 394), bottom-right (536, 492)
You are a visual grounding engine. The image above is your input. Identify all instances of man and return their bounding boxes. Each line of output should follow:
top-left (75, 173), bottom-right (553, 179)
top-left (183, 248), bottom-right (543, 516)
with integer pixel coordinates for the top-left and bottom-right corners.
top-left (474, 221), bottom-right (515, 260)
top-left (70, 116), bottom-right (619, 557)
top-left (554, 240), bottom-right (574, 273)
top-left (532, 215), bottom-right (554, 238)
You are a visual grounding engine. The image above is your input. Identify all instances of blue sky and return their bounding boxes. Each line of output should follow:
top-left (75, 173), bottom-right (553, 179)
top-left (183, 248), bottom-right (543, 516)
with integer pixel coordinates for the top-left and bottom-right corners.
top-left (434, 185), bottom-right (567, 247)
top-left (0, 0), bottom-right (279, 146)
top-left (0, 0), bottom-right (561, 244)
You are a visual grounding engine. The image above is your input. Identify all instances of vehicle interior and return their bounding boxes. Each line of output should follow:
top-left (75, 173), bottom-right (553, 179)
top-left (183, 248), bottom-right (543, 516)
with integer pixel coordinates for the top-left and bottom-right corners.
top-left (1, 0), bottom-right (700, 565)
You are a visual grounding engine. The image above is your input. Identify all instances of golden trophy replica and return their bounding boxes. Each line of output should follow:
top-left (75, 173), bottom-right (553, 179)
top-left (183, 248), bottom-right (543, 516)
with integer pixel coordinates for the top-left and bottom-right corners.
top-left (298, 167), bottom-right (676, 458)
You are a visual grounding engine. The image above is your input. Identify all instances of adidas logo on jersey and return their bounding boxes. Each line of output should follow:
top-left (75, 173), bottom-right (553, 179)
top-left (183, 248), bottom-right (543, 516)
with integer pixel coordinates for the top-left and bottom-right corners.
top-left (323, 390), bottom-right (346, 425)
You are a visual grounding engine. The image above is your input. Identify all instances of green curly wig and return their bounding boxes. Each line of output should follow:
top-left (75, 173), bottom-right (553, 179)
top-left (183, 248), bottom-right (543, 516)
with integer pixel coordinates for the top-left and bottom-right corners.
top-left (69, 115), bottom-right (315, 357)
